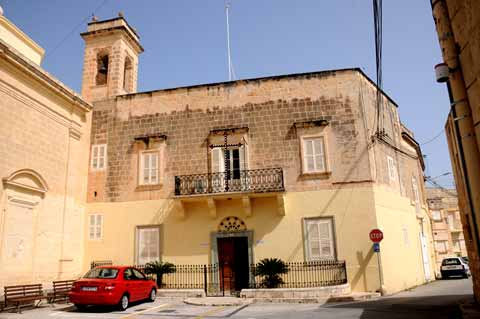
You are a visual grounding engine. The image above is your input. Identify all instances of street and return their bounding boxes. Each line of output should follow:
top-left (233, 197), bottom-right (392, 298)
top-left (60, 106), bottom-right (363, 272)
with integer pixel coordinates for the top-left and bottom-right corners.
top-left (0, 278), bottom-right (473, 319)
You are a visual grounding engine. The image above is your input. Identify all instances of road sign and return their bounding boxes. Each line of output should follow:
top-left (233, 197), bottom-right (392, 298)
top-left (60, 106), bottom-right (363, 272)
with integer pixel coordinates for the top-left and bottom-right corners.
top-left (369, 229), bottom-right (383, 243)
top-left (373, 242), bottom-right (380, 252)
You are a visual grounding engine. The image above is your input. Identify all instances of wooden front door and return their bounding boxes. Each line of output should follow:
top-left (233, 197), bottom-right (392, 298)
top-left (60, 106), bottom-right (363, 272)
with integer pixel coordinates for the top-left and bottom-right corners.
top-left (217, 237), bottom-right (249, 293)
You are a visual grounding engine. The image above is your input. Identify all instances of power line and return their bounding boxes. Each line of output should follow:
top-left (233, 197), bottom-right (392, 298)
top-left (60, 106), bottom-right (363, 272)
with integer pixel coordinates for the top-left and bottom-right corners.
top-left (420, 129), bottom-right (445, 145)
top-left (46, 0), bottom-right (109, 58)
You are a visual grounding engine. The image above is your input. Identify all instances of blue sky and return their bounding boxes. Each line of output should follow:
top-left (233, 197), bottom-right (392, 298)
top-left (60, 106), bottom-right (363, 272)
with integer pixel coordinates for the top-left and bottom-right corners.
top-left (1, 0), bottom-right (455, 187)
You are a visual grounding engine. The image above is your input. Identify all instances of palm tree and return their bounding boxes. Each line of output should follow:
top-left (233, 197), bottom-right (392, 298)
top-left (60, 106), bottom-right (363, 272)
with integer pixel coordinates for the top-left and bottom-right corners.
top-left (254, 258), bottom-right (289, 288)
top-left (144, 261), bottom-right (176, 288)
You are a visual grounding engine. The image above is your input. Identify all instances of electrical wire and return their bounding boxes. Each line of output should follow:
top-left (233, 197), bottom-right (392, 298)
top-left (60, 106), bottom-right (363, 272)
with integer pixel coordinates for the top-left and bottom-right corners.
top-left (420, 129), bottom-right (445, 145)
top-left (373, 0), bottom-right (383, 135)
top-left (46, 0), bottom-right (109, 58)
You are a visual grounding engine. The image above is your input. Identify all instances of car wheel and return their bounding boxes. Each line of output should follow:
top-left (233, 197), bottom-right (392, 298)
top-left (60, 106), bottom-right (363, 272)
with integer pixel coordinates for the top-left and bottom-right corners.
top-left (463, 273), bottom-right (469, 279)
top-left (75, 304), bottom-right (87, 311)
top-left (118, 294), bottom-right (129, 311)
top-left (149, 288), bottom-right (157, 302)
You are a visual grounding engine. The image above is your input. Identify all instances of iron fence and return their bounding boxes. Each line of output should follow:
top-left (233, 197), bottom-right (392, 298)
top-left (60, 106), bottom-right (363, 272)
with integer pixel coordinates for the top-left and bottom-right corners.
top-left (250, 260), bottom-right (348, 288)
top-left (174, 168), bottom-right (284, 196)
top-left (89, 259), bottom-right (346, 295)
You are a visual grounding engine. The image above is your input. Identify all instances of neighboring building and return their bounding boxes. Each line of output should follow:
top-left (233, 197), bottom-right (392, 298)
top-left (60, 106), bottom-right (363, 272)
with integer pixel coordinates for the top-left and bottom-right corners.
top-left (431, 0), bottom-right (480, 300)
top-left (82, 15), bottom-right (435, 295)
top-left (0, 9), bottom-right (91, 290)
top-left (426, 188), bottom-right (468, 276)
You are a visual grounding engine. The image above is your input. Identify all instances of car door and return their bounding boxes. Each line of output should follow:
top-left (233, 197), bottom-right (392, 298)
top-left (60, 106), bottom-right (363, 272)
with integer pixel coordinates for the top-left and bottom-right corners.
top-left (132, 268), bottom-right (150, 299)
top-left (123, 268), bottom-right (141, 301)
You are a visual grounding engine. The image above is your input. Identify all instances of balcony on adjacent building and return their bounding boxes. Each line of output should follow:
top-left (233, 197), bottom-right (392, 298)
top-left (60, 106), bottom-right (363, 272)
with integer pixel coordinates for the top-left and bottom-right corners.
top-left (174, 168), bottom-right (285, 196)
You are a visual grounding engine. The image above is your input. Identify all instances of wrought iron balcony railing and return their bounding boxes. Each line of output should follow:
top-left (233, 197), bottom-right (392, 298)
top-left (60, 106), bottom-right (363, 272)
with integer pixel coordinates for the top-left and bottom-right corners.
top-left (174, 168), bottom-right (284, 196)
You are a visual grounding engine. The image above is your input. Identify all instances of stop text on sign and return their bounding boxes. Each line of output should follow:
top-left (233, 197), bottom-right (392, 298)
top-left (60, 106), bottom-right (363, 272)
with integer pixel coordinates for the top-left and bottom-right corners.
top-left (369, 229), bottom-right (383, 243)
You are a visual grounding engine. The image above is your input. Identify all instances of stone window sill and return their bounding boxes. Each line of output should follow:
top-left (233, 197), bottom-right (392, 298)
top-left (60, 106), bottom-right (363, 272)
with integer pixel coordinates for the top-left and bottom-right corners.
top-left (299, 171), bottom-right (332, 179)
top-left (135, 184), bottom-right (163, 192)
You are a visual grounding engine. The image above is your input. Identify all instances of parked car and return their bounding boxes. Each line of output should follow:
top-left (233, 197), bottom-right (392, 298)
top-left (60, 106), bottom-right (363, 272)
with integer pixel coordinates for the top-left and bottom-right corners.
top-left (462, 256), bottom-right (469, 264)
top-left (440, 257), bottom-right (470, 279)
top-left (69, 266), bottom-right (157, 311)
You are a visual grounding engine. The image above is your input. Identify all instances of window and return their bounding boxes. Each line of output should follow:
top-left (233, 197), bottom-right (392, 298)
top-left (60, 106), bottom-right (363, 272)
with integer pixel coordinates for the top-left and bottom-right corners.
top-left (435, 240), bottom-right (448, 253)
top-left (301, 136), bottom-right (327, 174)
top-left (136, 226), bottom-right (160, 265)
top-left (96, 54), bottom-right (109, 85)
top-left (123, 56), bottom-right (133, 92)
top-left (387, 156), bottom-right (396, 181)
top-left (304, 218), bottom-right (335, 260)
top-left (91, 144), bottom-right (107, 170)
top-left (139, 152), bottom-right (159, 185)
top-left (89, 214), bottom-right (103, 240)
top-left (211, 146), bottom-right (246, 178)
top-left (431, 210), bottom-right (442, 221)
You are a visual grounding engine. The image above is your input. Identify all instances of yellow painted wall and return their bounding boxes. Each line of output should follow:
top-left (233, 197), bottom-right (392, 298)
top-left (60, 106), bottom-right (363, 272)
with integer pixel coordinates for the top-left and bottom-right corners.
top-left (373, 185), bottom-right (436, 294)
top-left (85, 186), bottom-right (386, 292)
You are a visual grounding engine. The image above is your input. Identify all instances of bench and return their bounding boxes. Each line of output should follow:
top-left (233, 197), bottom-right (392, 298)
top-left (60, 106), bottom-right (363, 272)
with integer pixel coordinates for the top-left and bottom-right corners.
top-left (4, 284), bottom-right (44, 313)
top-left (47, 280), bottom-right (75, 304)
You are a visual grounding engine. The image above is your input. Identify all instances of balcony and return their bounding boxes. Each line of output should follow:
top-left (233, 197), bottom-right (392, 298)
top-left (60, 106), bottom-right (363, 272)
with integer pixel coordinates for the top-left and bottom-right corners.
top-left (174, 168), bottom-right (284, 196)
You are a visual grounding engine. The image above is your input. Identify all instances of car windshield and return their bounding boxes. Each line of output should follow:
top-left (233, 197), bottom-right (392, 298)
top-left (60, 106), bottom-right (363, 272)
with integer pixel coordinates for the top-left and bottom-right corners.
top-left (84, 268), bottom-right (119, 279)
top-left (442, 258), bottom-right (461, 266)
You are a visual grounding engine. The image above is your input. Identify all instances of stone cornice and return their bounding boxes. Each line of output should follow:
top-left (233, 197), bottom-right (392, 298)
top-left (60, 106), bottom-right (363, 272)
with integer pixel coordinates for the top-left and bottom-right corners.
top-left (0, 39), bottom-right (92, 113)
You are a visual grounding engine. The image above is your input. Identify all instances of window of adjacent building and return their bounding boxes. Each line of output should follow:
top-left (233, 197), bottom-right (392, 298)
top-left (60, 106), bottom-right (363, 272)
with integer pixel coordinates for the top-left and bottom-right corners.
top-left (91, 144), bottom-right (107, 170)
top-left (301, 136), bottom-right (327, 174)
top-left (89, 214), bottom-right (103, 240)
top-left (431, 210), bottom-right (442, 222)
top-left (136, 226), bottom-right (160, 265)
top-left (387, 156), bottom-right (396, 182)
top-left (139, 151), bottom-right (159, 185)
top-left (435, 240), bottom-right (448, 253)
top-left (211, 146), bottom-right (246, 179)
top-left (304, 218), bottom-right (336, 260)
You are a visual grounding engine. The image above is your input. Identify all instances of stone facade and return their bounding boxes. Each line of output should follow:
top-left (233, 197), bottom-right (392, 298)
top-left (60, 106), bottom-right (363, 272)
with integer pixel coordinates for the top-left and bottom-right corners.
top-left (82, 15), bottom-right (436, 295)
top-left (427, 188), bottom-right (468, 276)
top-left (0, 13), bottom-right (91, 290)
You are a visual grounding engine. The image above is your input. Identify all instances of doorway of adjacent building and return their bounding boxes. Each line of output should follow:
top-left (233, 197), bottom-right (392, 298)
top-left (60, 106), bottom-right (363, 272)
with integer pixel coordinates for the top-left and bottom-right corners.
top-left (217, 236), bottom-right (249, 294)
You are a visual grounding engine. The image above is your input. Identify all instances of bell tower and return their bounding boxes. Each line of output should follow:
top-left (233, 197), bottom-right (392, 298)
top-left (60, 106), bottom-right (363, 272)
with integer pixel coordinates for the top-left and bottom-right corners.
top-left (80, 13), bottom-right (143, 102)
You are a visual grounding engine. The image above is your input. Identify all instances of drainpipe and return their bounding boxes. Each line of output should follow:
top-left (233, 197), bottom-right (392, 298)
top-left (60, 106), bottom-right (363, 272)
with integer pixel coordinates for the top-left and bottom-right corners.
top-left (431, 0), bottom-right (480, 299)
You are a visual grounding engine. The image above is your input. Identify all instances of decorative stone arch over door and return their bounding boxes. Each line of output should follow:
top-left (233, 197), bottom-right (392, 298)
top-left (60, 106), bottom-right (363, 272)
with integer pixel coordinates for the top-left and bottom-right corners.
top-left (1, 169), bottom-right (48, 285)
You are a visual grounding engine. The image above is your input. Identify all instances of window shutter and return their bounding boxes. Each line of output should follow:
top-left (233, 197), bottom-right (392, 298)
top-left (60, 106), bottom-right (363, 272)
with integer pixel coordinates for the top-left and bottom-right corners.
top-left (313, 138), bottom-right (325, 172)
top-left (304, 140), bottom-right (315, 172)
top-left (89, 215), bottom-right (95, 240)
top-left (240, 144), bottom-right (248, 170)
top-left (137, 227), bottom-right (160, 265)
top-left (212, 148), bottom-right (224, 173)
top-left (306, 219), bottom-right (335, 260)
top-left (151, 153), bottom-right (158, 184)
top-left (307, 222), bottom-right (321, 260)
top-left (318, 221), bottom-right (333, 258)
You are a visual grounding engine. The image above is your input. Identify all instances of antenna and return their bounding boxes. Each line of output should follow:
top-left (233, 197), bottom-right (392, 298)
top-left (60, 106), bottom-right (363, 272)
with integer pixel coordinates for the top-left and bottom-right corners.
top-left (225, 1), bottom-right (234, 81)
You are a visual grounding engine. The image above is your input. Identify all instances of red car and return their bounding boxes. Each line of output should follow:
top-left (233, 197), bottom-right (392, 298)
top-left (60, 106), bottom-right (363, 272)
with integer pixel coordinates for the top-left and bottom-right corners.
top-left (69, 266), bottom-right (157, 311)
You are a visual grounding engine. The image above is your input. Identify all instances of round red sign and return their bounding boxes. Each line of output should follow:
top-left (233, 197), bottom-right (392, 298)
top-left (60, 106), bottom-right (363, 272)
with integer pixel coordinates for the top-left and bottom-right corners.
top-left (369, 229), bottom-right (383, 243)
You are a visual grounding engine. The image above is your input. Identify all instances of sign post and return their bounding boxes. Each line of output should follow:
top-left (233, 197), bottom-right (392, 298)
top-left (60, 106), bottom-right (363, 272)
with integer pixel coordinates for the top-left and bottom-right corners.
top-left (369, 229), bottom-right (384, 295)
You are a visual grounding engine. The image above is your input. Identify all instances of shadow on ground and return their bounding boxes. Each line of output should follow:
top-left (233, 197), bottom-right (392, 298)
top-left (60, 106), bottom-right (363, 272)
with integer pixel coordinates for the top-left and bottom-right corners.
top-left (324, 294), bottom-right (473, 319)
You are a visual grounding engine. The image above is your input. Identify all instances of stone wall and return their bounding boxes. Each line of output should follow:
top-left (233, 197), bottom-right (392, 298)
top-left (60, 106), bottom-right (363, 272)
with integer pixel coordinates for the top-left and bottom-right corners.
top-left (88, 69), bottom-right (378, 203)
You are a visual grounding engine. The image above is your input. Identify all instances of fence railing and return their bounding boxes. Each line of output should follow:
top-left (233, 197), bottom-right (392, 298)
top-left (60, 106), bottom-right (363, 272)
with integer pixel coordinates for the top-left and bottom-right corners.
top-left (249, 260), bottom-right (347, 288)
top-left (174, 168), bottom-right (284, 196)
top-left (90, 260), bottom-right (347, 295)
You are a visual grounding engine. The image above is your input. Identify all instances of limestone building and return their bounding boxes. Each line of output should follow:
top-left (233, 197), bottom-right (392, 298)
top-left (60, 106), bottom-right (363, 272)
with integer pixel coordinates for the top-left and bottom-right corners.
top-left (427, 187), bottom-right (468, 276)
top-left (431, 0), bottom-right (480, 301)
top-left (82, 15), bottom-right (436, 294)
top-left (0, 10), bottom-right (91, 290)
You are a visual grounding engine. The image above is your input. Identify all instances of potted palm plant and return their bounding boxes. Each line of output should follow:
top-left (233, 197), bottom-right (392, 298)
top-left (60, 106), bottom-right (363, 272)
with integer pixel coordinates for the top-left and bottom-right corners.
top-left (144, 261), bottom-right (176, 288)
top-left (254, 258), bottom-right (289, 288)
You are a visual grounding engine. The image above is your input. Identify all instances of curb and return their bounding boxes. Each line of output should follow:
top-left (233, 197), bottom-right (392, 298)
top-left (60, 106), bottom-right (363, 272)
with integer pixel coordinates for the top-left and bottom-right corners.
top-left (183, 298), bottom-right (254, 306)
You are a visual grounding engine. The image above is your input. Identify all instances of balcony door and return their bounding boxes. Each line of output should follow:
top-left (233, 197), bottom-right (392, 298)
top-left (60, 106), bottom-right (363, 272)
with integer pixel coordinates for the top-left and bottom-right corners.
top-left (211, 146), bottom-right (247, 192)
